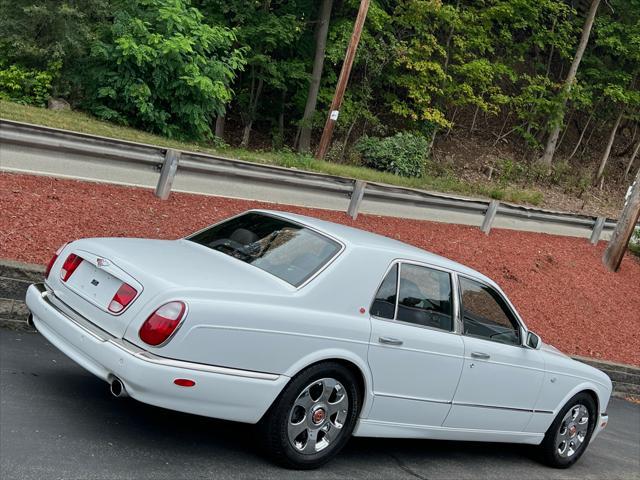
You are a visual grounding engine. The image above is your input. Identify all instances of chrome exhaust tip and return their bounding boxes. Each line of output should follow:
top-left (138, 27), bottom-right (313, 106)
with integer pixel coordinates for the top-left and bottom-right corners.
top-left (110, 377), bottom-right (128, 398)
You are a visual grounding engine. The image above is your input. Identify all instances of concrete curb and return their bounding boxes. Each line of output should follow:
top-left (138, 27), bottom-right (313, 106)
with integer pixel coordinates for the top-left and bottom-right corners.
top-left (1, 258), bottom-right (638, 398)
top-left (0, 259), bottom-right (43, 329)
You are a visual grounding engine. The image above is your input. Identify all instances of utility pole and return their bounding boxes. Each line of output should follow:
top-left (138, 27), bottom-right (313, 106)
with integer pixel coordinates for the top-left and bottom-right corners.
top-left (315, 0), bottom-right (370, 160)
top-left (603, 168), bottom-right (640, 272)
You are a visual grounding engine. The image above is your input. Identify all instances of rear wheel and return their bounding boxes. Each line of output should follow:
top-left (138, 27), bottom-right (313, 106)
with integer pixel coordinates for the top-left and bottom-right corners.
top-left (539, 392), bottom-right (596, 468)
top-left (261, 362), bottom-right (361, 469)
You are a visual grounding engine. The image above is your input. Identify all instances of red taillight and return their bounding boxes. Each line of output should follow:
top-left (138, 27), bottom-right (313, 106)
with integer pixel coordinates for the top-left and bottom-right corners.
top-left (108, 283), bottom-right (138, 314)
top-left (139, 301), bottom-right (186, 346)
top-left (174, 379), bottom-right (196, 387)
top-left (45, 242), bottom-right (69, 279)
top-left (60, 254), bottom-right (83, 282)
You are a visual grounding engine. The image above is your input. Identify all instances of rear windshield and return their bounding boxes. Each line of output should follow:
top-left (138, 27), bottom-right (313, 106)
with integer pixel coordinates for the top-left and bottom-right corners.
top-left (187, 212), bottom-right (342, 287)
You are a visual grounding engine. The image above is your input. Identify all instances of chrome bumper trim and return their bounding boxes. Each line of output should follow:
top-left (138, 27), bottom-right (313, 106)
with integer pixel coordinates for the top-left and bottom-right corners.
top-left (32, 283), bottom-right (280, 381)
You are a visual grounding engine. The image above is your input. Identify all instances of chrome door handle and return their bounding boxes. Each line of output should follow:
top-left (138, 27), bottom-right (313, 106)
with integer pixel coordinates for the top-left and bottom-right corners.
top-left (378, 336), bottom-right (403, 346)
top-left (470, 352), bottom-right (490, 360)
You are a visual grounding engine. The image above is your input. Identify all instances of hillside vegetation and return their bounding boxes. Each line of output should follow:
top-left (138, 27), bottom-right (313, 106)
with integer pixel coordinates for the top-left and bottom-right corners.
top-left (1, 0), bottom-right (638, 211)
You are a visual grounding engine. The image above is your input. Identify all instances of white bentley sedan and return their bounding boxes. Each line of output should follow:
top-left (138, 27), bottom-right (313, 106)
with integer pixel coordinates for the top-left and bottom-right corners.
top-left (26, 210), bottom-right (611, 469)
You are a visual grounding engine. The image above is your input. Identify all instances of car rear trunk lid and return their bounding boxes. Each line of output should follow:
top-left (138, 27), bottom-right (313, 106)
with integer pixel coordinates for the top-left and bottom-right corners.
top-left (46, 237), bottom-right (290, 339)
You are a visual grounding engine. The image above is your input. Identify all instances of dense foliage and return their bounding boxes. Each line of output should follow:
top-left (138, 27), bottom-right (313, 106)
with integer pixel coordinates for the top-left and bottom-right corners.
top-left (1, 0), bottom-right (639, 184)
top-left (0, 63), bottom-right (58, 106)
top-left (357, 133), bottom-right (429, 177)
top-left (84, 0), bottom-right (245, 138)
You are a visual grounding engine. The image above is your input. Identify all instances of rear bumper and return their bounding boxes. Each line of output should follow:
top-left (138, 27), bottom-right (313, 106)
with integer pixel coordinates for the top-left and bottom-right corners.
top-left (25, 283), bottom-right (288, 423)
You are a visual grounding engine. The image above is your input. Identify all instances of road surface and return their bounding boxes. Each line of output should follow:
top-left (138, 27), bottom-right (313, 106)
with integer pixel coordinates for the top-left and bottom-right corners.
top-left (1, 329), bottom-right (638, 479)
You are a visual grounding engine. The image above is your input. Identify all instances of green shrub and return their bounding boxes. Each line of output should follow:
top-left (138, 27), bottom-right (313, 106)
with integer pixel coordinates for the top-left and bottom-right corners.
top-left (84, 0), bottom-right (245, 140)
top-left (355, 132), bottom-right (429, 178)
top-left (0, 62), bottom-right (59, 106)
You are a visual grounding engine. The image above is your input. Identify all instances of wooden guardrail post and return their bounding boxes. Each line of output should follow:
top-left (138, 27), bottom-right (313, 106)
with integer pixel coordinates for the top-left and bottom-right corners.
top-left (347, 180), bottom-right (367, 220)
top-left (480, 200), bottom-right (500, 234)
top-left (589, 216), bottom-right (606, 245)
top-left (155, 149), bottom-right (181, 200)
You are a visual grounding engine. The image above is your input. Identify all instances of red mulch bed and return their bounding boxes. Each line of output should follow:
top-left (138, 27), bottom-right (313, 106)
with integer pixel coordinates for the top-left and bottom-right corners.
top-left (2, 172), bottom-right (639, 366)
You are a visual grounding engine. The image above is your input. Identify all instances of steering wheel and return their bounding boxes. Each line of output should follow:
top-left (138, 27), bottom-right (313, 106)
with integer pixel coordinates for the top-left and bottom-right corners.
top-left (210, 239), bottom-right (254, 260)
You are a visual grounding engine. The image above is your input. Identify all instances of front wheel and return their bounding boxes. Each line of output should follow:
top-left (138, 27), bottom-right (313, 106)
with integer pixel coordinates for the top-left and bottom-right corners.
top-left (260, 362), bottom-right (361, 469)
top-left (539, 392), bottom-right (596, 468)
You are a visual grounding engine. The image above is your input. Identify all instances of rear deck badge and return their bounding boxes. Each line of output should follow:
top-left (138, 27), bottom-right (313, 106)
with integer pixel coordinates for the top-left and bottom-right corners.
top-left (96, 258), bottom-right (110, 268)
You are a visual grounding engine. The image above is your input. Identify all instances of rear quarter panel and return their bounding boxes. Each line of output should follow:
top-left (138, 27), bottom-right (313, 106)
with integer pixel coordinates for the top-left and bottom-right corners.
top-left (122, 247), bottom-right (390, 414)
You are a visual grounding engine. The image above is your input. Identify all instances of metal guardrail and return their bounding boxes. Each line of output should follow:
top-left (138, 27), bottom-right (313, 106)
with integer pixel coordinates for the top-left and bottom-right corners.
top-left (0, 118), bottom-right (629, 241)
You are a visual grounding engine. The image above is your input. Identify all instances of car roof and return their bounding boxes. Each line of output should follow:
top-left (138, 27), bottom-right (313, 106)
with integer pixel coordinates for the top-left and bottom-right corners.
top-left (252, 209), bottom-right (495, 286)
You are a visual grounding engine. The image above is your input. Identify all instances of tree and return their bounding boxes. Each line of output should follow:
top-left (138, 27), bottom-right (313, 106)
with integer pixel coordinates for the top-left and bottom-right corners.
top-left (0, 0), bottom-right (110, 98)
top-left (624, 138), bottom-right (640, 179)
top-left (199, 0), bottom-right (310, 148)
top-left (595, 107), bottom-right (624, 185)
top-left (298, 0), bottom-right (333, 153)
top-left (539, 0), bottom-right (601, 166)
top-left (85, 0), bottom-right (245, 139)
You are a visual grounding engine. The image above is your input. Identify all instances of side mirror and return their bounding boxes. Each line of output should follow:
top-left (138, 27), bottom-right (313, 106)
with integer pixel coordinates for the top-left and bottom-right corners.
top-left (526, 331), bottom-right (541, 350)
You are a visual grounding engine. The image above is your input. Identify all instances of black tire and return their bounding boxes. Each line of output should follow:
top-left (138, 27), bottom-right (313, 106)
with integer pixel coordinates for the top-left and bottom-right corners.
top-left (260, 361), bottom-right (362, 469)
top-left (539, 392), bottom-right (597, 468)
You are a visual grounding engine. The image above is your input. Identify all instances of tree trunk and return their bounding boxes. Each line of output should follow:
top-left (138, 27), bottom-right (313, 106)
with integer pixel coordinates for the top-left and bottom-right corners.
top-left (240, 73), bottom-right (263, 148)
top-left (624, 139), bottom-right (640, 179)
top-left (298, 0), bottom-right (333, 154)
top-left (603, 168), bottom-right (640, 272)
top-left (595, 108), bottom-right (624, 184)
top-left (214, 115), bottom-right (225, 140)
top-left (341, 118), bottom-right (357, 161)
top-left (539, 0), bottom-right (600, 166)
top-left (568, 111), bottom-right (593, 160)
top-left (545, 20), bottom-right (556, 80)
top-left (557, 109), bottom-right (573, 149)
top-left (470, 104), bottom-right (480, 133)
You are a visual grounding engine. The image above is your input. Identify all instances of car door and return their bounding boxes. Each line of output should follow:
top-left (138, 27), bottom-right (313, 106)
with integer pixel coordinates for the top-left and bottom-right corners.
top-left (443, 275), bottom-right (545, 432)
top-left (367, 261), bottom-right (465, 427)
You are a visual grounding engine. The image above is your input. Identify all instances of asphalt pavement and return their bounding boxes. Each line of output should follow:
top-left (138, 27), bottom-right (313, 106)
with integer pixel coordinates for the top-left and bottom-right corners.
top-left (1, 328), bottom-right (638, 480)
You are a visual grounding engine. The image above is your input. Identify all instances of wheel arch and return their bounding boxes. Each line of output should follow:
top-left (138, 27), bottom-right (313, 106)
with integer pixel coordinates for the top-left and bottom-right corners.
top-left (580, 388), bottom-right (600, 416)
top-left (555, 382), bottom-right (605, 418)
top-left (277, 349), bottom-right (374, 419)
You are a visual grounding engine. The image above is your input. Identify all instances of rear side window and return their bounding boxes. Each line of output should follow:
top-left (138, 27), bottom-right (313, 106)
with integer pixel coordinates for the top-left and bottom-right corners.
top-left (188, 213), bottom-right (341, 287)
top-left (371, 265), bottom-right (398, 319)
top-left (370, 262), bottom-right (453, 332)
top-left (397, 264), bottom-right (453, 331)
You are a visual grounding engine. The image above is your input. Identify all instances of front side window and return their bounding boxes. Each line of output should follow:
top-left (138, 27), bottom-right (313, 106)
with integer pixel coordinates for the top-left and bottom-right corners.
top-left (397, 264), bottom-right (453, 331)
top-left (459, 277), bottom-right (521, 345)
top-left (188, 213), bottom-right (341, 287)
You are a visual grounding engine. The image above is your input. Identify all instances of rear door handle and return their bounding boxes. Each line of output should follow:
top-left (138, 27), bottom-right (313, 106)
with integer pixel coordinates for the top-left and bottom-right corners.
top-left (470, 352), bottom-right (490, 360)
top-left (378, 336), bottom-right (403, 346)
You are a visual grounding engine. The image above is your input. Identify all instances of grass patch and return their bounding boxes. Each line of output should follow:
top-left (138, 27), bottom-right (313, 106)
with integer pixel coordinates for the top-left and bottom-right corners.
top-left (0, 100), bottom-right (544, 206)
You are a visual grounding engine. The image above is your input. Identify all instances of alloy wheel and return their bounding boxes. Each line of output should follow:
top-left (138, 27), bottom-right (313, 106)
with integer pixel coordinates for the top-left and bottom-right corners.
top-left (555, 404), bottom-right (589, 458)
top-left (287, 377), bottom-right (349, 454)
